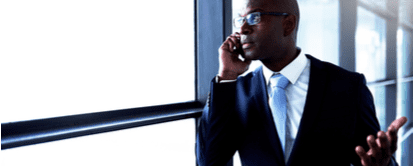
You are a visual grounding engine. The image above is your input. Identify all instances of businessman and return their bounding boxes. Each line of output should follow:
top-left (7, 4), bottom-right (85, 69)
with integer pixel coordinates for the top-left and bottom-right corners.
top-left (196, 0), bottom-right (408, 165)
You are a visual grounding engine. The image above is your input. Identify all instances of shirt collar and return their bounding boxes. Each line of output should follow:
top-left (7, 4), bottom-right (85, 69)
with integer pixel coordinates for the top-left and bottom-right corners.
top-left (262, 49), bottom-right (308, 86)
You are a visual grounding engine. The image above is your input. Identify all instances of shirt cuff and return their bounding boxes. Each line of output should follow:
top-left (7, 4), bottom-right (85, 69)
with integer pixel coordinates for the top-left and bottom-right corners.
top-left (215, 76), bottom-right (237, 83)
top-left (387, 156), bottom-right (398, 166)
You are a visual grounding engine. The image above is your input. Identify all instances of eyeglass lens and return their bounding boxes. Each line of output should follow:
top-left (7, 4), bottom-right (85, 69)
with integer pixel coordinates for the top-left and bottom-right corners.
top-left (234, 13), bottom-right (260, 28)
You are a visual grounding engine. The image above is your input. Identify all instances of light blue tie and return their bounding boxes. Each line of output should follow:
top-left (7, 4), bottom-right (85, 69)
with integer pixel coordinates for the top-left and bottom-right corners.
top-left (269, 74), bottom-right (289, 156)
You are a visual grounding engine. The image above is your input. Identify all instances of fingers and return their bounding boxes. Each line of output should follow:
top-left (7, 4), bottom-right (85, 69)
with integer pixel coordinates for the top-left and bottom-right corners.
top-left (355, 146), bottom-right (371, 166)
top-left (389, 117), bottom-right (408, 132)
top-left (377, 131), bottom-right (390, 151)
top-left (356, 130), bottom-right (396, 166)
top-left (367, 135), bottom-right (379, 157)
top-left (218, 33), bottom-right (250, 80)
top-left (220, 36), bottom-right (234, 52)
top-left (227, 35), bottom-right (241, 52)
top-left (221, 33), bottom-right (241, 53)
top-left (387, 117), bottom-right (408, 153)
top-left (386, 127), bottom-right (397, 154)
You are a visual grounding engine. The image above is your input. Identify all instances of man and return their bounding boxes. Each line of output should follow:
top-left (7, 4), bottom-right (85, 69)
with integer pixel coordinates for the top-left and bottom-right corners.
top-left (196, 0), bottom-right (408, 165)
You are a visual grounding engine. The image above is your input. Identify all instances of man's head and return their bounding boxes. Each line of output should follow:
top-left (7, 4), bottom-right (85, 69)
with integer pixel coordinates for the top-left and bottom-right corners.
top-left (236, 0), bottom-right (300, 64)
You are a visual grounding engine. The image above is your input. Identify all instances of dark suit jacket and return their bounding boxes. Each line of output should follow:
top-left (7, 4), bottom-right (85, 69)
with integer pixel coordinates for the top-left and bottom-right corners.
top-left (196, 55), bottom-right (397, 166)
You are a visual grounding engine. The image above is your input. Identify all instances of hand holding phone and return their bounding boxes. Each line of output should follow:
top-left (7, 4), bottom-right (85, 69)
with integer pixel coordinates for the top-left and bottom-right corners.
top-left (217, 32), bottom-right (252, 81)
top-left (232, 38), bottom-right (245, 59)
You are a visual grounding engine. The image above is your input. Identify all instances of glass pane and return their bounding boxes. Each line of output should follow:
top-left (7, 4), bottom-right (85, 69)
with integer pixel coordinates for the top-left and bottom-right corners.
top-left (356, 7), bottom-right (386, 82)
top-left (368, 85), bottom-right (386, 131)
top-left (0, 118), bottom-right (196, 166)
top-left (397, 28), bottom-right (413, 77)
top-left (0, 0), bottom-right (195, 122)
top-left (297, 0), bottom-right (339, 65)
top-left (399, 0), bottom-right (413, 26)
top-left (396, 81), bottom-right (413, 166)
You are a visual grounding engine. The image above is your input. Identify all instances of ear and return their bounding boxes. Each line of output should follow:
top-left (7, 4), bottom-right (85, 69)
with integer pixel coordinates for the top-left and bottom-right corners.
top-left (282, 15), bottom-right (297, 37)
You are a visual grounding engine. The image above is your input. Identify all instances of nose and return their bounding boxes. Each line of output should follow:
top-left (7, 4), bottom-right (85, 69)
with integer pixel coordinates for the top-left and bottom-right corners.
top-left (240, 20), bottom-right (252, 35)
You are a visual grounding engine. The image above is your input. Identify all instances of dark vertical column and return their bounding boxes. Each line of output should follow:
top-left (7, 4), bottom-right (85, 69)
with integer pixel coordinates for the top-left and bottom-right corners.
top-left (224, 0), bottom-right (233, 38)
top-left (385, 0), bottom-right (399, 138)
top-left (196, 0), bottom-right (233, 165)
top-left (222, 2), bottom-right (234, 164)
top-left (339, 0), bottom-right (357, 72)
top-left (196, 0), bottom-right (224, 105)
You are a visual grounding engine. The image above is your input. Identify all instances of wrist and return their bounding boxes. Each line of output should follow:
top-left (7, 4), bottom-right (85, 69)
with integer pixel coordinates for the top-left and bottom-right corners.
top-left (218, 71), bottom-right (238, 81)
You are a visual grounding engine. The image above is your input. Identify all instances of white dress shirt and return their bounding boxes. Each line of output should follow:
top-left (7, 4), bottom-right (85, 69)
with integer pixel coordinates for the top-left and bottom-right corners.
top-left (216, 51), bottom-right (311, 162)
top-left (262, 51), bottom-right (310, 162)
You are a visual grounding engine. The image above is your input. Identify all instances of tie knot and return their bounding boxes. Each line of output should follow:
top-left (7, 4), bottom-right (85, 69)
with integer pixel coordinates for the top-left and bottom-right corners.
top-left (270, 74), bottom-right (289, 89)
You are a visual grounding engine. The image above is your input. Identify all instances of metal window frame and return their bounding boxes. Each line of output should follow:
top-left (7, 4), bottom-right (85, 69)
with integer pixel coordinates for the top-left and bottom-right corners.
top-left (2, 0), bottom-right (227, 150)
top-left (354, 0), bottom-right (413, 165)
top-left (1, 102), bottom-right (203, 150)
top-left (5, 0), bottom-right (411, 165)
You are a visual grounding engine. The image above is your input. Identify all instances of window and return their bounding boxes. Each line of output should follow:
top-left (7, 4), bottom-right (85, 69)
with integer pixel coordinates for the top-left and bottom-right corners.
top-left (2, 0), bottom-right (412, 165)
top-left (0, 0), bottom-right (195, 123)
top-left (355, 6), bottom-right (388, 131)
top-left (356, 6), bottom-right (386, 83)
top-left (396, 27), bottom-right (413, 166)
top-left (355, 0), bottom-right (413, 165)
top-left (1, 118), bottom-right (196, 166)
top-left (1, 0), bottom-right (199, 165)
top-left (368, 85), bottom-right (387, 130)
top-left (297, 0), bottom-right (339, 65)
top-left (397, 28), bottom-right (413, 78)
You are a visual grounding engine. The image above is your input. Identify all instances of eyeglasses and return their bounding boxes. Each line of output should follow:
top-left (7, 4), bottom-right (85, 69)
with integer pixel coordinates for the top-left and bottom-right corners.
top-left (233, 12), bottom-right (289, 28)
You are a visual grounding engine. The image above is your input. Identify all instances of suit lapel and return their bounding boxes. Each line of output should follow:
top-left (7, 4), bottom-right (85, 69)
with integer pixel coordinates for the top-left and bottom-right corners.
top-left (287, 55), bottom-right (327, 166)
top-left (252, 67), bottom-right (286, 166)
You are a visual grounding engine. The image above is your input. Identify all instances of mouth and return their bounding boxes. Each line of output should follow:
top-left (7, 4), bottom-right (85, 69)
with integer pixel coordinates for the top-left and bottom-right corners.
top-left (240, 35), bottom-right (253, 49)
top-left (242, 42), bottom-right (253, 49)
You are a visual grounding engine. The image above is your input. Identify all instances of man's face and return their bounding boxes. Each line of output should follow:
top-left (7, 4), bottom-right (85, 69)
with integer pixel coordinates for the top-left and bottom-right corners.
top-left (237, 0), bottom-right (287, 61)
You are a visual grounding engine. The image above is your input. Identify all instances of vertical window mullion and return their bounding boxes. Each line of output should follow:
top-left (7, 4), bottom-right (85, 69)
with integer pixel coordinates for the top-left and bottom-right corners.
top-left (384, 0), bottom-right (398, 135)
top-left (339, 0), bottom-right (357, 71)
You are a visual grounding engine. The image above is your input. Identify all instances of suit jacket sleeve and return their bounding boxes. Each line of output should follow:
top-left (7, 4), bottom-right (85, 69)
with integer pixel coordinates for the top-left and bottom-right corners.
top-left (196, 78), bottom-right (239, 166)
top-left (351, 74), bottom-right (398, 166)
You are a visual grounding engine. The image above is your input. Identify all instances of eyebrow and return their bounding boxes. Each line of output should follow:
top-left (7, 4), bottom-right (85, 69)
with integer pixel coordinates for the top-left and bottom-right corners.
top-left (238, 8), bottom-right (264, 17)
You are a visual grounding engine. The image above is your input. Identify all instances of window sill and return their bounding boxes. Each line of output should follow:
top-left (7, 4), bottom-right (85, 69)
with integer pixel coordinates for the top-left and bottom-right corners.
top-left (1, 102), bottom-right (203, 150)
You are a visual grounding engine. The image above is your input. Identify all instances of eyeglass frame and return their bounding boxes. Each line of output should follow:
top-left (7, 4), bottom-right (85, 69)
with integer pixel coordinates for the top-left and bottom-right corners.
top-left (233, 12), bottom-right (289, 28)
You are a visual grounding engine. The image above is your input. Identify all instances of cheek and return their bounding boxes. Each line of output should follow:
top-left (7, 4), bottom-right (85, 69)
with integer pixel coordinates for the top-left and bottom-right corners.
top-left (256, 24), bottom-right (282, 44)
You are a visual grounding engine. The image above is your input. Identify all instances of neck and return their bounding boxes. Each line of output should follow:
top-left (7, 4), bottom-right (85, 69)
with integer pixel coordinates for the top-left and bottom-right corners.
top-left (261, 47), bottom-right (300, 72)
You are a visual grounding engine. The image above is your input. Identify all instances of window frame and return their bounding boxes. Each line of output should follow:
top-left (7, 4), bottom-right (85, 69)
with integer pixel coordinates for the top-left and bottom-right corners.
top-left (353, 0), bottom-right (413, 165)
top-left (1, 0), bottom-right (227, 150)
top-left (3, 1), bottom-right (412, 165)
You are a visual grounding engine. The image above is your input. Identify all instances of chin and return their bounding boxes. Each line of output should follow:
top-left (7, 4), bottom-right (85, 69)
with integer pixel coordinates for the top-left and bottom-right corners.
top-left (243, 50), bottom-right (260, 60)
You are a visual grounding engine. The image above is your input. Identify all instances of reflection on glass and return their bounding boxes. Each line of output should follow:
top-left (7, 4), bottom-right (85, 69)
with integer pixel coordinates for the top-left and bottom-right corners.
top-left (356, 7), bottom-right (386, 82)
top-left (368, 85), bottom-right (386, 131)
top-left (0, 0), bottom-right (195, 122)
top-left (397, 28), bottom-right (413, 77)
top-left (1, 118), bottom-right (196, 166)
